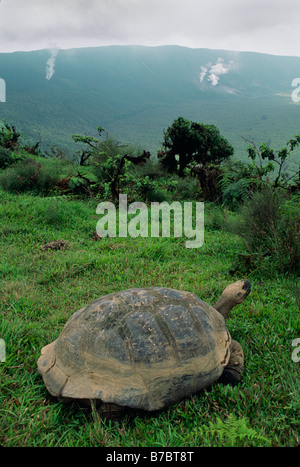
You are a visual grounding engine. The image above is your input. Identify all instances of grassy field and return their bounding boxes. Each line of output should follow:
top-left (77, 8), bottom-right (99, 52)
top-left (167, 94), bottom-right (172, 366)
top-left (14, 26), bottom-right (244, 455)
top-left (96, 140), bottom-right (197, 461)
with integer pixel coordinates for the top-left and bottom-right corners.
top-left (0, 191), bottom-right (299, 447)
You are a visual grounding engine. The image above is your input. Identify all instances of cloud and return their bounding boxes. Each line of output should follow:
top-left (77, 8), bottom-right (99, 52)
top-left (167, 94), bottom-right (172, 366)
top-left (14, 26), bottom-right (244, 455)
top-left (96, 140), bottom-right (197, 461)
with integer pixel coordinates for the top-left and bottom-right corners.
top-left (200, 58), bottom-right (234, 86)
top-left (0, 0), bottom-right (300, 56)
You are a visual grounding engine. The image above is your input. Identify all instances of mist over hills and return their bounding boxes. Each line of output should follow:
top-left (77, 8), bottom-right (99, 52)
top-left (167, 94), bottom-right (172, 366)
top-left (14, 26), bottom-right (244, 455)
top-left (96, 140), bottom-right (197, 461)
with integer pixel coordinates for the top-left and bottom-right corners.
top-left (0, 45), bottom-right (300, 162)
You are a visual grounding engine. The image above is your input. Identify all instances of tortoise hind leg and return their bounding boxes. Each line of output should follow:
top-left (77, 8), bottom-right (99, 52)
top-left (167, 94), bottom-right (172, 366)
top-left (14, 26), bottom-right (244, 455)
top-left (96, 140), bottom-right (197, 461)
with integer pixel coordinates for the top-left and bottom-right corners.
top-left (218, 340), bottom-right (244, 386)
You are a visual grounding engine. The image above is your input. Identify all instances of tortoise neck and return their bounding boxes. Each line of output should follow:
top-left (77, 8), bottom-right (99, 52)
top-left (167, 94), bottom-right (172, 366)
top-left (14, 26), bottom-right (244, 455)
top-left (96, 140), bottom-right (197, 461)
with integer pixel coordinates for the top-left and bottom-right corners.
top-left (214, 296), bottom-right (234, 320)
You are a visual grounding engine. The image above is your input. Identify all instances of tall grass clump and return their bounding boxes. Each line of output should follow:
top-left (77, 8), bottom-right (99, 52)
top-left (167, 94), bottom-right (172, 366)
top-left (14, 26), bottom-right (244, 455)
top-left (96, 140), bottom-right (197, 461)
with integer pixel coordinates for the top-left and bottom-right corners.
top-left (0, 158), bottom-right (60, 194)
top-left (228, 185), bottom-right (300, 274)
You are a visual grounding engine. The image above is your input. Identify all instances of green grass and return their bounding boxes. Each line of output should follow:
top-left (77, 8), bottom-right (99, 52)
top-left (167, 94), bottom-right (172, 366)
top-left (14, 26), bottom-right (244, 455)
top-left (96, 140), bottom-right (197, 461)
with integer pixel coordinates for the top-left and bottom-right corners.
top-left (0, 191), bottom-right (299, 447)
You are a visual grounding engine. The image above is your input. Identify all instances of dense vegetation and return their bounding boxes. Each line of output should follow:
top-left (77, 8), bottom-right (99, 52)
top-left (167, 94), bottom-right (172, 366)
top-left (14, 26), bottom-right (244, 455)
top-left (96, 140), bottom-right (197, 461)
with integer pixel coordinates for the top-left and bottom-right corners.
top-left (0, 118), bottom-right (299, 447)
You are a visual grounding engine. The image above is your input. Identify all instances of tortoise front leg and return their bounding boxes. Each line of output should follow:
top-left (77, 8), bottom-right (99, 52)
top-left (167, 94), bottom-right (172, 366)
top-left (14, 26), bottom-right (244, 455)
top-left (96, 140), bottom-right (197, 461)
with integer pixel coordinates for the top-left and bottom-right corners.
top-left (218, 340), bottom-right (244, 386)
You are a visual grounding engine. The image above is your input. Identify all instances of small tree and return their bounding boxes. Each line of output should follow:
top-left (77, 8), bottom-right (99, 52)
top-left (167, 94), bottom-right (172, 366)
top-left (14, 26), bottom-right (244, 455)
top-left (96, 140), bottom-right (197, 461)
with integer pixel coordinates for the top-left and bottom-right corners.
top-left (93, 141), bottom-right (151, 200)
top-left (0, 120), bottom-right (41, 168)
top-left (0, 120), bottom-right (21, 149)
top-left (220, 135), bottom-right (300, 209)
top-left (160, 117), bottom-right (233, 176)
top-left (72, 126), bottom-right (153, 199)
top-left (72, 126), bottom-right (106, 165)
top-left (244, 135), bottom-right (300, 188)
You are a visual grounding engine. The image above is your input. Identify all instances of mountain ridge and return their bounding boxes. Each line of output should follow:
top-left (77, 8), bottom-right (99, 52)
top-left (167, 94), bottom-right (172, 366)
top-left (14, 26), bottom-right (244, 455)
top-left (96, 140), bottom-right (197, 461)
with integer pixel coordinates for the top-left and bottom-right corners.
top-left (0, 44), bottom-right (299, 160)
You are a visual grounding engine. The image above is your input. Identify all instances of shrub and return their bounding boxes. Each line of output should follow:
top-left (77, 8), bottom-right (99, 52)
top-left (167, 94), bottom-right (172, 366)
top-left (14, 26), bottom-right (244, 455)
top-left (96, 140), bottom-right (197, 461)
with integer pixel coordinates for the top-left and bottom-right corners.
top-left (35, 163), bottom-right (60, 194)
top-left (228, 185), bottom-right (300, 274)
top-left (0, 147), bottom-right (28, 169)
top-left (173, 176), bottom-right (200, 201)
top-left (221, 178), bottom-right (252, 210)
top-left (219, 160), bottom-right (259, 210)
top-left (145, 188), bottom-right (170, 203)
top-left (191, 163), bottom-right (222, 201)
top-left (0, 146), bottom-right (13, 168)
top-left (0, 120), bottom-right (21, 149)
top-left (133, 159), bottom-right (165, 180)
top-left (0, 158), bottom-right (60, 194)
top-left (0, 159), bottom-right (39, 192)
top-left (205, 203), bottom-right (225, 231)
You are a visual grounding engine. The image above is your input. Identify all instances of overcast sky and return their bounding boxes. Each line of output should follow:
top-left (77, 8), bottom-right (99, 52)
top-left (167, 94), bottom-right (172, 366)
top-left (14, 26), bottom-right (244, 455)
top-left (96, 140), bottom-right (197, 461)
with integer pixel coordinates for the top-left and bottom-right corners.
top-left (0, 0), bottom-right (300, 56)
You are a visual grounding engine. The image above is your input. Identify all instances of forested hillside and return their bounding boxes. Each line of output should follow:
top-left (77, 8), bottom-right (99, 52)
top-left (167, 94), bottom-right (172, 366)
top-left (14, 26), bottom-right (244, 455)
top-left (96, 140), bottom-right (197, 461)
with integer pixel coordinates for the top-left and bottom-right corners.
top-left (0, 45), bottom-right (300, 161)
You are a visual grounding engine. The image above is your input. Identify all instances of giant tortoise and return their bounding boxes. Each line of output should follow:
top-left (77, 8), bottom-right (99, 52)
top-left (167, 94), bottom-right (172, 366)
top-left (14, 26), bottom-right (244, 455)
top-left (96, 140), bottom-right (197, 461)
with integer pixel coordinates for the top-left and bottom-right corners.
top-left (37, 280), bottom-right (251, 412)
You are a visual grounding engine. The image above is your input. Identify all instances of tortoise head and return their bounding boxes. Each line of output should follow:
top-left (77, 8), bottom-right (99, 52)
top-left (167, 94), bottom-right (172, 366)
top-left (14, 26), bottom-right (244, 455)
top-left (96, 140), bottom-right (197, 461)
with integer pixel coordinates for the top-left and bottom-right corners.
top-left (214, 280), bottom-right (251, 320)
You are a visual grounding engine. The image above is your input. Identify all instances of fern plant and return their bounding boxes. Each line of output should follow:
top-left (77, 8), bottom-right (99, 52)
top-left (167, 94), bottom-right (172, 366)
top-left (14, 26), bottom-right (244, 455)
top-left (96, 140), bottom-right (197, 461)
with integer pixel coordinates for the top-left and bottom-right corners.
top-left (195, 414), bottom-right (271, 447)
top-left (219, 160), bottom-right (256, 210)
top-left (221, 178), bottom-right (252, 210)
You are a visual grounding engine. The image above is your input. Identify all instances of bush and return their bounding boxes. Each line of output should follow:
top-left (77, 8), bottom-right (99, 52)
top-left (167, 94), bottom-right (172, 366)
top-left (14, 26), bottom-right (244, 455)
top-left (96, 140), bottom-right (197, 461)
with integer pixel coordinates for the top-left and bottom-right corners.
top-left (0, 159), bottom-right (39, 192)
top-left (0, 158), bottom-right (60, 194)
top-left (133, 159), bottom-right (165, 180)
top-left (0, 146), bottom-right (13, 168)
top-left (36, 163), bottom-right (61, 194)
top-left (173, 176), bottom-right (200, 201)
top-left (221, 178), bottom-right (252, 210)
top-left (205, 203), bottom-right (225, 231)
top-left (219, 160), bottom-right (258, 210)
top-left (0, 147), bottom-right (28, 169)
top-left (144, 188), bottom-right (170, 202)
top-left (228, 186), bottom-right (300, 274)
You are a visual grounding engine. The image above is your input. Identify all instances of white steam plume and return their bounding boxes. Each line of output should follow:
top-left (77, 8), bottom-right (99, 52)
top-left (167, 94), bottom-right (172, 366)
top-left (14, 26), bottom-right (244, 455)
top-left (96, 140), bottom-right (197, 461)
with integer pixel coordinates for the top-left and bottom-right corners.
top-left (199, 65), bottom-right (209, 82)
top-left (46, 48), bottom-right (59, 80)
top-left (200, 58), bottom-right (233, 86)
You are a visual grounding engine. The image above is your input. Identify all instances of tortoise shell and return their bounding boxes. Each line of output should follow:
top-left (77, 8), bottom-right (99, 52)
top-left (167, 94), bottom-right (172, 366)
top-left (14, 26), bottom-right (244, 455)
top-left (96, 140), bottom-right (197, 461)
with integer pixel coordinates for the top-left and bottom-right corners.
top-left (37, 287), bottom-right (231, 411)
